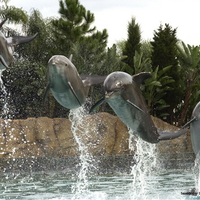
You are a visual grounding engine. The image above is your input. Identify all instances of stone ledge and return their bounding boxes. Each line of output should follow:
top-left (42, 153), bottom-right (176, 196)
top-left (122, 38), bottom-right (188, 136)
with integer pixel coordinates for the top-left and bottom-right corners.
top-left (0, 112), bottom-right (192, 159)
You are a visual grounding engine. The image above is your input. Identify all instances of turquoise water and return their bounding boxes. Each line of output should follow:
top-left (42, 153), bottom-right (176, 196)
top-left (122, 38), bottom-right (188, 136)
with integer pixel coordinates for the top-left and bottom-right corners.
top-left (0, 169), bottom-right (198, 200)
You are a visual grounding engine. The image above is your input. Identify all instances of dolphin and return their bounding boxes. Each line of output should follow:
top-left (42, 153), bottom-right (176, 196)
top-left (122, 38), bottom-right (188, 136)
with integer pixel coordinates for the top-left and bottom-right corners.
top-left (0, 22), bottom-right (38, 70)
top-left (181, 102), bottom-right (200, 196)
top-left (182, 101), bottom-right (200, 156)
top-left (90, 71), bottom-right (187, 143)
top-left (44, 55), bottom-right (106, 109)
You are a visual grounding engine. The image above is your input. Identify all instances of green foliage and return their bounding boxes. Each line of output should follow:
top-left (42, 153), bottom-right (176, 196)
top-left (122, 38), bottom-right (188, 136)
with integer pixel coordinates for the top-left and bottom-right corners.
top-left (151, 24), bottom-right (178, 70)
top-left (0, 0), bottom-right (28, 24)
top-left (51, 0), bottom-right (107, 55)
top-left (70, 29), bottom-right (108, 75)
top-left (143, 65), bottom-right (175, 117)
top-left (176, 41), bottom-right (200, 125)
top-left (131, 47), bottom-right (175, 118)
top-left (133, 51), bottom-right (152, 74)
top-left (150, 23), bottom-right (183, 123)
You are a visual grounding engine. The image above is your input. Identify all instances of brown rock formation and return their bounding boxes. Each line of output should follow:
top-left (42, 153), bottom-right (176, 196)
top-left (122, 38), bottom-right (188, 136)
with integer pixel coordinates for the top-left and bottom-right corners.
top-left (0, 112), bottom-right (193, 159)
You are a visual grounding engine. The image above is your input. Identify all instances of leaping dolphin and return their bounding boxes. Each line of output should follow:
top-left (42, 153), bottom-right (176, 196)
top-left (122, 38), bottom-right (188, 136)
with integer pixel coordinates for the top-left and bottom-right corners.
top-left (44, 55), bottom-right (106, 109)
top-left (0, 20), bottom-right (38, 70)
top-left (182, 101), bottom-right (200, 156)
top-left (181, 102), bottom-right (200, 196)
top-left (90, 71), bottom-right (187, 143)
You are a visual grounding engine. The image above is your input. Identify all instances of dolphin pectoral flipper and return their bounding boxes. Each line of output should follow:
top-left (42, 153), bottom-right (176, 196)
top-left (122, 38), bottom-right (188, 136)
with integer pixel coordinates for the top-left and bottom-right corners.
top-left (8, 33), bottom-right (38, 45)
top-left (68, 81), bottom-right (82, 106)
top-left (43, 83), bottom-right (51, 104)
top-left (89, 98), bottom-right (105, 113)
top-left (181, 117), bottom-right (196, 129)
top-left (158, 129), bottom-right (188, 140)
top-left (126, 99), bottom-right (145, 113)
top-left (0, 55), bottom-right (9, 68)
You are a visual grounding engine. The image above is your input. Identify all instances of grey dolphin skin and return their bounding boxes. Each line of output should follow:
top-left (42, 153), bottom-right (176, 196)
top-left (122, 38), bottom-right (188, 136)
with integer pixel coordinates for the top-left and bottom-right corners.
top-left (0, 20), bottom-right (38, 70)
top-left (44, 55), bottom-right (106, 109)
top-left (90, 71), bottom-right (187, 143)
top-left (182, 101), bottom-right (200, 156)
top-left (181, 102), bottom-right (200, 196)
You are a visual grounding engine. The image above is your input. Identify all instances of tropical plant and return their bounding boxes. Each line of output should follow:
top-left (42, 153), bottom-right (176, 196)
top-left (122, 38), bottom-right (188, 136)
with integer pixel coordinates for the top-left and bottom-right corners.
top-left (133, 50), bottom-right (152, 74)
top-left (176, 41), bottom-right (200, 125)
top-left (130, 48), bottom-right (175, 119)
top-left (143, 65), bottom-right (175, 118)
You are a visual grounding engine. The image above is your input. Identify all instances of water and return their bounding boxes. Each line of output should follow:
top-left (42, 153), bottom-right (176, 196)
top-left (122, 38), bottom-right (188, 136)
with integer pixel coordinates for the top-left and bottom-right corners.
top-left (127, 129), bottom-right (158, 199)
top-left (68, 107), bottom-right (95, 199)
top-left (193, 153), bottom-right (200, 195)
top-left (0, 169), bottom-right (197, 200)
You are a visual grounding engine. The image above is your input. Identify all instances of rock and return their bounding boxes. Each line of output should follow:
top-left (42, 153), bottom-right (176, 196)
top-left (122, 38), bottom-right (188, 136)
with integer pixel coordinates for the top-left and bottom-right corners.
top-left (0, 112), bottom-right (193, 159)
top-left (53, 118), bottom-right (78, 157)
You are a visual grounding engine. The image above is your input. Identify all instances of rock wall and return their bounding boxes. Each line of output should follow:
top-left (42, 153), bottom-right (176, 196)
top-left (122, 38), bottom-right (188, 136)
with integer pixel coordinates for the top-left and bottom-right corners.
top-left (0, 112), bottom-right (193, 159)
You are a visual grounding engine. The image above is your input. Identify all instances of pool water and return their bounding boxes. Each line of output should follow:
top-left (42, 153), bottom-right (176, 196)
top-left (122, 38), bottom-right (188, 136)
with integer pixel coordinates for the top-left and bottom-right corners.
top-left (0, 169), bottom-right (198, 200)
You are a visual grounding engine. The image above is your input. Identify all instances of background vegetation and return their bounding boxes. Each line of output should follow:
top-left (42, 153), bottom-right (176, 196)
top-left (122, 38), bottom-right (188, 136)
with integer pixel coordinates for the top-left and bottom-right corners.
top-left (0, 0), bottom-right (200, 127)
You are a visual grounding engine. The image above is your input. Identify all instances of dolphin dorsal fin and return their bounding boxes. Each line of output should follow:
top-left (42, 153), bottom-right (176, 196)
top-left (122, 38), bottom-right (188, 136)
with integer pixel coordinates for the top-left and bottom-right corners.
top-left (132, 72), bottom-right (152, 85)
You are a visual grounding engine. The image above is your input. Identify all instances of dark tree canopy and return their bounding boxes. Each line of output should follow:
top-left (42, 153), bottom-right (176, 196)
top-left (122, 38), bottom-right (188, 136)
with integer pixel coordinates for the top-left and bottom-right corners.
top-left (122, 17), bottom-right (141, 74)
top-left (151, 23), bottom-right (178, 70)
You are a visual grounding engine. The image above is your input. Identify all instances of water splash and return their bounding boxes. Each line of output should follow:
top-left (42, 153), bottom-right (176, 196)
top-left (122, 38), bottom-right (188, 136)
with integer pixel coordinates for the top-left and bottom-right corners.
top-left (128, 129), bottom-right (158, 199)
top-left (0, 69), bottom-right (10, 119)
top-left (69, 106), bottom-right (94, 199)
top-left (193, 153), bottom-right (200, 194)
top-left (0, 69), bottom-right (15, 161)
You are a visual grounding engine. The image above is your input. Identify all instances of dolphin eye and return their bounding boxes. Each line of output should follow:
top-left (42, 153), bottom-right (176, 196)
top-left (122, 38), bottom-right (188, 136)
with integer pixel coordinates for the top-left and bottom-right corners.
top-left (116, 81), bottom-right (122, 88)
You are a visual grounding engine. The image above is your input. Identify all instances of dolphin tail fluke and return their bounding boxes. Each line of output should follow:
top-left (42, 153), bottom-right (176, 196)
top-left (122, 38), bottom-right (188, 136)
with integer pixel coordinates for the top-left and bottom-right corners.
top-left (8, 33), bottom-right (38, 45)
top-left (89, 98), bottom-right (105, 113)
top-left (158, 129), bottom-right (188, 140)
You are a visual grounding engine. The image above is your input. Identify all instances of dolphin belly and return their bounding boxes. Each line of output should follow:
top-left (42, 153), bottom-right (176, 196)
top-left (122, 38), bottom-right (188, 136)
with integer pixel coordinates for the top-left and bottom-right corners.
top-left (191, 120), bottom-right (200, 156)
top-left (106, 96), bottom-right (159, 143)
top-left (50, 74), bottom-right (86, 109)
top-left (51, 89), bottom-right (85, 109)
